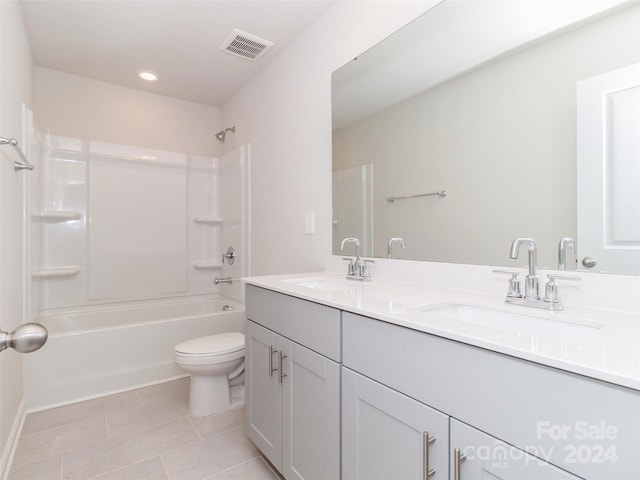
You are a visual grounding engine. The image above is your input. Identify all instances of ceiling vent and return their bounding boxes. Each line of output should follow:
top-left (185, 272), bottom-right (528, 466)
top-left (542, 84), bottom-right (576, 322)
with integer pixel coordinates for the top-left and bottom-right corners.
top-left (220, 29), bottom-right (273, 62)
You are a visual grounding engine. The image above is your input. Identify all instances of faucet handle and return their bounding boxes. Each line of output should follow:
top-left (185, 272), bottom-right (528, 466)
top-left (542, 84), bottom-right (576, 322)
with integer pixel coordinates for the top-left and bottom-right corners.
top-left (547, 274), bottom-right (581, 282)
top-left (493, 269), bottom-right (522, 298)
top-left (544, 274), bottom-right (581, 304)
top-left (342, 257), bottom-right (356, 275)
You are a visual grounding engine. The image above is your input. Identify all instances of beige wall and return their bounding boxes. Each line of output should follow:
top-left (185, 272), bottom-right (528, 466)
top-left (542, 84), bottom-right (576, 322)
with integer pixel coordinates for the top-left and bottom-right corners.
top-left (333, 5), bottom-right (640, 269)
top-left (222, 1), bottom-right (439, 275)
top-left (0, 0), bottom-right (33, 474)
top-left (35, 67), bottom-right (221, 157)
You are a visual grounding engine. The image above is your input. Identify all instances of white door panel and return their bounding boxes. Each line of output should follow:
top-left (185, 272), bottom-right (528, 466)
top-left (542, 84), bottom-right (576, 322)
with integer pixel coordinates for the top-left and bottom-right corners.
top-left (577, 62), bottom-right (640, 274)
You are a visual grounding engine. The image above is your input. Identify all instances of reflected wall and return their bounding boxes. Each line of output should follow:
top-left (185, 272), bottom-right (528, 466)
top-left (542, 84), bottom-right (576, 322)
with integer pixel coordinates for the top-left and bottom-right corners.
top-left (333, 3), bottom-right (640, 270)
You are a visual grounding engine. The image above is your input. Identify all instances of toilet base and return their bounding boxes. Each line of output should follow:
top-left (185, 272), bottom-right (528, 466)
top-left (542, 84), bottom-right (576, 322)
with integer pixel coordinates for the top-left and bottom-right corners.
top-left (188, 374), bottom-right (231, 417)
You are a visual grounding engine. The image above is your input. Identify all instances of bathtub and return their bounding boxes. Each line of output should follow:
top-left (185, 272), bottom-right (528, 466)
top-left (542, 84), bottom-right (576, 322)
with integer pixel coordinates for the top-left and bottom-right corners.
top-left (23, 295), bottom-right (245, 411)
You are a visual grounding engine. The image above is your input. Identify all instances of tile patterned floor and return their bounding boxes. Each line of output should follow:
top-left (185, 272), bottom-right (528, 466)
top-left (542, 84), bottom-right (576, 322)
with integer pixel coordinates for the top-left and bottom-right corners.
top-left (9, 378), bottom-right (282, 480)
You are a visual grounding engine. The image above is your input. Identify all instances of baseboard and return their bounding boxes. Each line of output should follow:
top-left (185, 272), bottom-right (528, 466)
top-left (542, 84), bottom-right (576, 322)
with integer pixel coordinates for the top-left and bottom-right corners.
top-left (0, 399), bottom-right (25, 480)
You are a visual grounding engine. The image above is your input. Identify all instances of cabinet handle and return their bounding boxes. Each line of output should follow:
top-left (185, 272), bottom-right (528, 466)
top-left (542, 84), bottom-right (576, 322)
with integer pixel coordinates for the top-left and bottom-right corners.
top-left (269, 346), bottom-right (278, 377)
top-left (278, 350), bottom-right (287, 384)
top-left (422, 432), bottom-right (436, 479)
top-left (453, 448), bottom-right (467, 480)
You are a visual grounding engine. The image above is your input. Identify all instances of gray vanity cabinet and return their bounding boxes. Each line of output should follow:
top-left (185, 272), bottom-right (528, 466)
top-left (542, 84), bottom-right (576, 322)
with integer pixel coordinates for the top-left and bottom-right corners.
top-left (450, 419), bottom-right (581, 480)
top-left (343, 311), bottom-right (639, 480)
top-left (245, 320), bottom-right (285, 468)
top-left (342, 367), bottom-right (448, 480)
top-left (245, 285), bottom-right (341, 480)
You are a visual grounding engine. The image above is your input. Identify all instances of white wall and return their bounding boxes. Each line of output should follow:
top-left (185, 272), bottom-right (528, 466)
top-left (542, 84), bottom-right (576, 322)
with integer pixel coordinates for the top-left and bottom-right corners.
top-left (222, 0), bottom-right (440, 276)
top-left (35, 67), bottom-right (221, 157)
top-left (0, 0), bottom-right (33, 474)
top-left (333, 4), bottom-right (640, 269)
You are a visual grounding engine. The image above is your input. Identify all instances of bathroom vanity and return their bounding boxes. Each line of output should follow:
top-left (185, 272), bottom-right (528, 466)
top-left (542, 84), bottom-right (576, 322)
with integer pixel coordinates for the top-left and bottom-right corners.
top-left (244, 272), bottom-right (640, 480)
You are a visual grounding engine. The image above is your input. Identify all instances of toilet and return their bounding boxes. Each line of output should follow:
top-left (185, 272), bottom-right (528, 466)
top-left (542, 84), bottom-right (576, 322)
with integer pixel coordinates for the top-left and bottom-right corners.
top-left (174, 332), bottom-right (245, 417)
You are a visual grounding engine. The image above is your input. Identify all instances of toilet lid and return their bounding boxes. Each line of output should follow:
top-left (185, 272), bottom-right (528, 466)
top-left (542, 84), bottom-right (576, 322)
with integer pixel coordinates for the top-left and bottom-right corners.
top-left (175, 332), bottom-right (245, 355)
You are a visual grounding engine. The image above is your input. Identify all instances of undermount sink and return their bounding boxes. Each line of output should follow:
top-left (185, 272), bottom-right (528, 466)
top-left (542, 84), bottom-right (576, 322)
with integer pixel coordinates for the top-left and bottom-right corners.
top-left (415, 303), bottom-right (604, 338)
top-left (283, 277), bottom-right (362, 293)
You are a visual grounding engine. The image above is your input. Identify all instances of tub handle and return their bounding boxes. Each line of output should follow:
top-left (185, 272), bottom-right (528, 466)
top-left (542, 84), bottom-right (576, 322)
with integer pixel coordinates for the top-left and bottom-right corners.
top-left (0, 323), bottom-right (48, 354)
top-left (222, 246), bottom-right (236, 265)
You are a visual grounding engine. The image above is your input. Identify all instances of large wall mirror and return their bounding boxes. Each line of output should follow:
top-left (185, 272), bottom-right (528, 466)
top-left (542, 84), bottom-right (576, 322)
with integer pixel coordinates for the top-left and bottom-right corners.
top-left (332, 0), bottom-right (640, 274)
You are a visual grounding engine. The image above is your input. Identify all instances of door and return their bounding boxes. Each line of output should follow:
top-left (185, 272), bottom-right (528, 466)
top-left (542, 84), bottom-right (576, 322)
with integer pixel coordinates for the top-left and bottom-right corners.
top-left (245, 320), bottom-right (284, 470)
top-left (342, 368), bottom-right (449, 480)
top-left (282, 340), bottom-right (340, 480)
top-left (332, 164), bottom-right (373, 257)
top-left (577, 62), bottom-right (640, 274)
top-left (450, 418), bottom-right (581, 480)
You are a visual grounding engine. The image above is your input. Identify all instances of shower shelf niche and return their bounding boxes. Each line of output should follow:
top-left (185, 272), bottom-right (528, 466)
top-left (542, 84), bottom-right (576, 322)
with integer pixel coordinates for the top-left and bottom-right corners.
top-left (33, 266), bottom-right (81, 278)
top-left (33, 211), bottom-right (83, 222)
top-left (192, 262), bottom-right (224, 270)
top-left (193, 216), bottom-right (223, 225)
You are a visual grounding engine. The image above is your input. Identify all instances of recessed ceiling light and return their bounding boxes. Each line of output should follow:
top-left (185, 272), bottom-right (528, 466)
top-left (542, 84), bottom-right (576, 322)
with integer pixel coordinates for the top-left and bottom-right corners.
top-left (138, 70), bottom-right (158, 82)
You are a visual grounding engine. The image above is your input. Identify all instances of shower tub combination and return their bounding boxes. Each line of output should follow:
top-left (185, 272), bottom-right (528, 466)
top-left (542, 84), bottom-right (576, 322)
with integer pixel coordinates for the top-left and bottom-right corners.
top-left (24, 295), bottom-right (244, 410)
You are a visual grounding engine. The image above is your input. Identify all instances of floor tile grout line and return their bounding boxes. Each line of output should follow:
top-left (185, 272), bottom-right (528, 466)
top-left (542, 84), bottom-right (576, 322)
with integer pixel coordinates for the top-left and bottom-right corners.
top-left (201, 455), bottom-right (263, 480)
top-left (82, 454), bottom-right (164, 480)
top-left (12, 420), bottom-right (112, 468)
top-left (159, 453), bottom-right (172, 480)
top-left (152, 423), bottom-right (249, 474)
top-left (186, 414), bottom-right (204, 441)
top-left (23, 379), bottom-right (187, 438)
top-left (20, 411), bottom-right (110, 439)
top-left (103, 414), bottom-right (112, 440)
top-left (20, 414), bottom-right (193, 474)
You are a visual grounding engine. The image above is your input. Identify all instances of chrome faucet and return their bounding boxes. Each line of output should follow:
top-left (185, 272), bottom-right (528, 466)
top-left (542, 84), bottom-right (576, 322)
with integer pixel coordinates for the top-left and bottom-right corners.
top-left (496, 237), bottom-right (580, 311)
top-left (214, 276), bottom-right (232, 285)
top-left (340, 237), bottom-right (373, 281)
top-left (387, 237), bottom-right (405, 258)
top-left (558, 237), bottom-right (576, 271)
top-left (509, 238), bottom-right (539, 300)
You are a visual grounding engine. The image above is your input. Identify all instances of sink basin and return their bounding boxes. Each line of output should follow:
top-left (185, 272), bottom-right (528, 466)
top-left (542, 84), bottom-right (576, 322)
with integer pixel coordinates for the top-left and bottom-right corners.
top-left (283, 277), bottom-right (408, 314)
top-left (283, 277), bottom-right (361, 293)
top-left (415, 303), bottom-right (604, 338)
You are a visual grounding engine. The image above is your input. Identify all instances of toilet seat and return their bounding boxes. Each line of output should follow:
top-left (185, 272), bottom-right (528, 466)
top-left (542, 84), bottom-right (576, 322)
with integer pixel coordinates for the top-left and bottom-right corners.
top-left (175, 332), bottom-right (244, 356)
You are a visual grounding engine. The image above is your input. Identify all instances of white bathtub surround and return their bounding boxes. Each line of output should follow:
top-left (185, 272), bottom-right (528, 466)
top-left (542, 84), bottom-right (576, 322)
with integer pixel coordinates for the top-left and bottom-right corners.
top-left (24, 295), bottom-right (245, 410)
top-left (32, 134), bottom-right (250, 311)
top-left (245, 259), bottom-right (640, 391)
top-left (216, 144), bottom-right (251, 303)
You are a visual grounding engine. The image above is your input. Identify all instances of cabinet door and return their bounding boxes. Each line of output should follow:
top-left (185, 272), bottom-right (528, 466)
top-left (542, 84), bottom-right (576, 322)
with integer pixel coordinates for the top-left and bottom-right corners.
top-left (282, 340), bottom-right (340, 480)
top-left (450, 419), bottom-right (581, 480)
top-left (245, 320), bottom-right (284, 470)
top-left (342, 368), bottom-right (449, 480)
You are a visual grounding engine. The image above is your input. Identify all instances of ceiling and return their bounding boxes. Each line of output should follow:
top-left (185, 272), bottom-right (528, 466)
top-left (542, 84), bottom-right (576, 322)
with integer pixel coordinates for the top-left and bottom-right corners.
top-left (20, 0), bottom-right (334, 107)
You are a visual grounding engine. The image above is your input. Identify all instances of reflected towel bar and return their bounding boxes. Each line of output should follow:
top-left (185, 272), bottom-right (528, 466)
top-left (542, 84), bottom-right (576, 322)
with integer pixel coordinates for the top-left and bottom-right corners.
top-left (387, 190), bottom-right (446, 203)
top-left (0, 136), bottom-right (34, 171)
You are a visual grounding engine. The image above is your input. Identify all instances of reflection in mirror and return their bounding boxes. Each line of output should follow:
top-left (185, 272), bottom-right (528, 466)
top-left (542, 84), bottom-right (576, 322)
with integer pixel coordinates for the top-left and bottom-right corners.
top-left (332, 0), bottom-right (640, 274)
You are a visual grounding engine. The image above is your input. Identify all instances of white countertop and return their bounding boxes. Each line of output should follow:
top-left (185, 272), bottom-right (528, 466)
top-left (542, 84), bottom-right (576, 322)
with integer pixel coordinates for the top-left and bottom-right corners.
top-left (243, 271), bottom-right (640, 392)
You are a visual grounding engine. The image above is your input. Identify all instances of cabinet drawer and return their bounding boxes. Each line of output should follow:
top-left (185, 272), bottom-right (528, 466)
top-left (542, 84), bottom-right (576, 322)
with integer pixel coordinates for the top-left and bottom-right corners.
top-left (246, 285), bottom-right (341, 362)
top-left (343, 312), bottom-right (640, 480)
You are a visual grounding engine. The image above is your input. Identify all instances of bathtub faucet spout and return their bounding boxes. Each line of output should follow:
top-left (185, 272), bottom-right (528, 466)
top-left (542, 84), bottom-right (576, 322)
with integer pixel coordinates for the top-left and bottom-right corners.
top-left (214, 276), bottom-right (233, 285)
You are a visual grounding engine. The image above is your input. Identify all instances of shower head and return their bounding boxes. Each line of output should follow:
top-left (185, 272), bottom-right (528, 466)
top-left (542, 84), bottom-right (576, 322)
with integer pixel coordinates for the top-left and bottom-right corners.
top-left (215, 126), bottom-right (236, 143)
